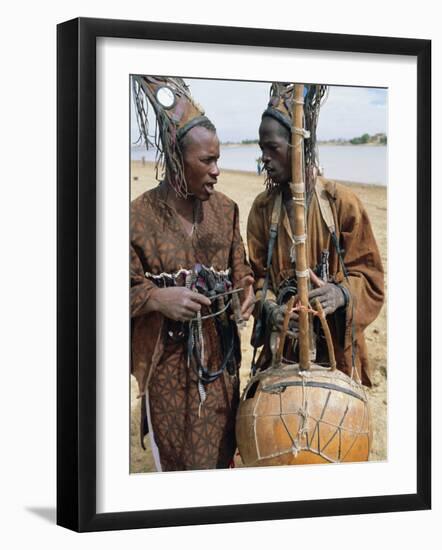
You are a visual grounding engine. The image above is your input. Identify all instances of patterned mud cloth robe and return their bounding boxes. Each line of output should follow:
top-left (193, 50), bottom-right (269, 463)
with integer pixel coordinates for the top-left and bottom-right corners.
top-left (247, 177), bottom-right (385, 386)
top-left (131, 183), bottom-right (252, 471)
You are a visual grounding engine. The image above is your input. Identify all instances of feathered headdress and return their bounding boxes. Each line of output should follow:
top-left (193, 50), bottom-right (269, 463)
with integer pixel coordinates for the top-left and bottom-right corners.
top-left (132, 76), bottom-right (213, 198)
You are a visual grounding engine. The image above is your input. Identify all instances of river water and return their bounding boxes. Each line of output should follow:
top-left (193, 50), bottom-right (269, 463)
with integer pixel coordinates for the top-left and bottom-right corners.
top-left (131, 144), bottom-right (387, 186)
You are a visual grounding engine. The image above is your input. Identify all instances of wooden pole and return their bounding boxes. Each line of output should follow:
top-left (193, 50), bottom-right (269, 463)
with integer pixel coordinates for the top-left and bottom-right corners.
top-left (291, 84), bottom-right (310, 370)
top-left (275, 295), bottom-right (296, 365)
top-left (312, 298), bottom-right (336, 370)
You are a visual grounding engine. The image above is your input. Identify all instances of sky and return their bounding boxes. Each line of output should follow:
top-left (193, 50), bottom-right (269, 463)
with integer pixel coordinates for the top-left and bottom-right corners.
top-left (131, 77), bottom-right (387, 145)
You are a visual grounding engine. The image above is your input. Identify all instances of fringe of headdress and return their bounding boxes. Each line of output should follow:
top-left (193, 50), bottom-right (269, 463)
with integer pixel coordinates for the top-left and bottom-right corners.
top-left (304, 85), bottom-right (328, 190)
top-left (265, 174), bottom-right (278, 192)
top-left (263, 84), bottom-right (328, 195)
top-left (132, 77), bottom-right (189, 198)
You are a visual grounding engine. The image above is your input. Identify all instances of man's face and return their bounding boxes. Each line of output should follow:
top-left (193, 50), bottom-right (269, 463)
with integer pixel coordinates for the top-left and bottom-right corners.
top-left (259, 116), bottom-right (291, 185)
top-left (182, 126), bottom-right (220, 201)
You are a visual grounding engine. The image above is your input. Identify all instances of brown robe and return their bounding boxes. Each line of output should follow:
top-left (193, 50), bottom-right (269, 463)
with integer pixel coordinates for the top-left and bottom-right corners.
top-left (247, 177), bottom-right (385, 385)
top-left (131, 183), bottom-right (252, 470)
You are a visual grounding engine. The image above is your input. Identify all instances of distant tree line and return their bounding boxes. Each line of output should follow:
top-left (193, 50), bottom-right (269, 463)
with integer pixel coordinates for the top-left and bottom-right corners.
top-left (349, 133), bottom-right (387, 145)
top-left (220, 139), bottom-right (259, 145)
top-left (222, 133), bottom-right (387, 146)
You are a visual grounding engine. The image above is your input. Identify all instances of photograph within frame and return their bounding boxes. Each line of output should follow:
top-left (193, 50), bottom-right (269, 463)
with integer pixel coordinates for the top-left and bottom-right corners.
top-left (129, 75), bottom-right (388, 475)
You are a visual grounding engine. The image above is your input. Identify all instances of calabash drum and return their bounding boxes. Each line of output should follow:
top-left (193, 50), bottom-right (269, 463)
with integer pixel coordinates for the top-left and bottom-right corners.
top-left (236, 363), bottom-right (371, 466)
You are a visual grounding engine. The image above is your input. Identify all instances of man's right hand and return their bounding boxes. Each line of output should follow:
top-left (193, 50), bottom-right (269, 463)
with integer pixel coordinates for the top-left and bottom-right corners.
top-left (149, 287), bottom-right (211, 321)
top-left (264, 301), bottom-right (299, 337)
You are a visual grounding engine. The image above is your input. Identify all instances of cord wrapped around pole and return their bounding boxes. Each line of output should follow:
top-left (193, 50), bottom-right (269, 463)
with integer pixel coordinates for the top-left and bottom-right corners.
top-left (291, 84), bottom-right (310, 370)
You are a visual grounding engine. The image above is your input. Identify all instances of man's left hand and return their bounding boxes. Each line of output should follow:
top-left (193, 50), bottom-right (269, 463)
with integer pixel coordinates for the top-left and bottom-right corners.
top-left (237, 275), bottom-right (255, 321)
top-left (308, 283), bottom-right (345, 316)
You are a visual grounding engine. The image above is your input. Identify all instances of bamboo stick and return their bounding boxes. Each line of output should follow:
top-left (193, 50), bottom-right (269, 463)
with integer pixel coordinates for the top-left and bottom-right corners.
top-left (291, 84), bottom-right (310, 370)
top-left (275, 295), bottom-right (296, 365)
top-left (312, 298), bottom-right (337, 370)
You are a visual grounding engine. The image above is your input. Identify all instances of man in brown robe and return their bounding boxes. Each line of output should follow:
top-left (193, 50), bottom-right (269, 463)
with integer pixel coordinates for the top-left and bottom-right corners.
top-left (131, 76), bottom-right (254, 471)
top-left (247, 83), bottom-right (384, 385)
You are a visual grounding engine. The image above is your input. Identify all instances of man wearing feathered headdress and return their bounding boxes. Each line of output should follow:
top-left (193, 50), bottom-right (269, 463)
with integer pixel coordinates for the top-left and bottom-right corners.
top-left (130, 76), bottom-right (254, 471)
top-left (247, 83), bottom-right (384, 386)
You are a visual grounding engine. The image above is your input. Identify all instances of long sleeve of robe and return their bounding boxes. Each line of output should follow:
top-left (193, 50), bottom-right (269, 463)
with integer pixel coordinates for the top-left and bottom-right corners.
top-left (247, 177), bottom-right (384, 386)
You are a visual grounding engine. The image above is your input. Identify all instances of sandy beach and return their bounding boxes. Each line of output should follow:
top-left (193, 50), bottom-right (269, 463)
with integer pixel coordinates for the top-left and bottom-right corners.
top-left (130, 160), bottom-right (387, 473)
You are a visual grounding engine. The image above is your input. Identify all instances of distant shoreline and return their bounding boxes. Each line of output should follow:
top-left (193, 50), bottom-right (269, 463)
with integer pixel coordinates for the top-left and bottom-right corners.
top-left (131, 142), bottom-right (387, 150)
top-left (219, 142), bottom-right (387, 148)
top-left (131, 159), bottom-right (386, 189)
top-left (318, 142), bottom-right (386, 147)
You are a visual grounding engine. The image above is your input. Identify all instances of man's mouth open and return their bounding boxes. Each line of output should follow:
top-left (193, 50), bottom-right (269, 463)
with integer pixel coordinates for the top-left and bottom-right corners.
top-left (204, 183), bottom-right (215, 195)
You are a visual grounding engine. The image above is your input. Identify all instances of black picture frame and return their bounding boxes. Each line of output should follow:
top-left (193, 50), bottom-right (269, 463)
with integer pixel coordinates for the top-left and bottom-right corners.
top-left (57, 17), bottom-right (431, 532)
